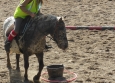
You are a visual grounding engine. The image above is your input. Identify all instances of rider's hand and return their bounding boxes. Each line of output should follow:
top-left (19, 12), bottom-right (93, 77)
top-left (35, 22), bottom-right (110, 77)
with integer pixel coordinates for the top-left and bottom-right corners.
top-left (30, 13), bottom-right (36, 17)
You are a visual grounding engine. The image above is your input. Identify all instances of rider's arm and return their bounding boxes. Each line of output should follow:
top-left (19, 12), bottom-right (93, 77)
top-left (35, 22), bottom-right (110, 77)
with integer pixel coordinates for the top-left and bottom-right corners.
top-left (19, 0), bottom-right (36, 17)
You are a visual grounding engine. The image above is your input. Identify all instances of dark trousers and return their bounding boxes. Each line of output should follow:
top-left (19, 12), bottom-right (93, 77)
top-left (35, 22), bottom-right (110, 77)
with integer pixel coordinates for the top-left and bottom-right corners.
top-left (14, 17), bottom-right (24, 34)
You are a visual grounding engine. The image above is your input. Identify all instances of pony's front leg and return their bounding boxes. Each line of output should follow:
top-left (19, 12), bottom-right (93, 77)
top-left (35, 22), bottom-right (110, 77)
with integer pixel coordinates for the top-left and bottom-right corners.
top-left (16, 54), bottom-right (20, 71)
top-left (33, 52), bottom-right (44, 82)
top-left (6, 52), bottom-right (12, 69)
top-left (23, 54), bottom-right (29, 82)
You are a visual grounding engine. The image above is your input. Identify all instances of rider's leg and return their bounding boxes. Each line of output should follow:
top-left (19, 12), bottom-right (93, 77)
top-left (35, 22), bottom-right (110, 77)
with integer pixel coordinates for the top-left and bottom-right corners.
top-left (4, 17), bottom-right (23, 53)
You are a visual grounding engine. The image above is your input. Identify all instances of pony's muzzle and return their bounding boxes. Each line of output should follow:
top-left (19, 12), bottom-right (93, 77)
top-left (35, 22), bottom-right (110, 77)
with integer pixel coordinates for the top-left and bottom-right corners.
top-left (60, 42), bottom-right (68, 50)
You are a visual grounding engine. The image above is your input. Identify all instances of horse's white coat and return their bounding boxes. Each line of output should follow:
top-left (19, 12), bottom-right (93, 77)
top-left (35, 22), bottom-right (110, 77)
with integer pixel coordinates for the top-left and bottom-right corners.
top-left (3, 16), bottom-right (22, 54)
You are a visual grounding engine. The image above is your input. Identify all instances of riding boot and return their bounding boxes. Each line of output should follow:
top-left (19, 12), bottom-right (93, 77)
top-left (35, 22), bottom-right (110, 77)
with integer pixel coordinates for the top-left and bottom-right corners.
top-left (4, 29), bottom-right (17, 53)
top-left (4, 39), bottom-right (11, 53)
top-left (45, 44), bottom-right (52, 49)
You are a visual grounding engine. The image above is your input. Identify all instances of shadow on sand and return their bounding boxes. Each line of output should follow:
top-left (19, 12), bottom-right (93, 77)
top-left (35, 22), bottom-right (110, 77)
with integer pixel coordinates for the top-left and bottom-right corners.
top-left (8, 69), bottom-right (35, 83)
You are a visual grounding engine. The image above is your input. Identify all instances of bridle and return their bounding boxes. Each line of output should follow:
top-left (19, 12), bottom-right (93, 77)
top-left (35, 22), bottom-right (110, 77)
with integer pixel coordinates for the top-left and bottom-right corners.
top-left (50, 21), bottom-right (59, 41)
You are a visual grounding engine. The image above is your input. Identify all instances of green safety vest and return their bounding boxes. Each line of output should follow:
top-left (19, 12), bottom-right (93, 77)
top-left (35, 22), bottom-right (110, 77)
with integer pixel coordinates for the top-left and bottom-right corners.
top-left (14, 0), bottom-right (41, 19)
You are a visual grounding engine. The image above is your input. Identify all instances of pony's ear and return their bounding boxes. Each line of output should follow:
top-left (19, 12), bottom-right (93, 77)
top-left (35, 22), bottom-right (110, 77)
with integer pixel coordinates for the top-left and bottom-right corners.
top-left (57, 17), bottom-right (64, 21)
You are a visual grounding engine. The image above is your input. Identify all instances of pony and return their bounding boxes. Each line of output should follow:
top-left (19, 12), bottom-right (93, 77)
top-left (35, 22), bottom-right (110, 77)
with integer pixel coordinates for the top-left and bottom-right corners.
top-left (3, 14), bottom-right (68, 83)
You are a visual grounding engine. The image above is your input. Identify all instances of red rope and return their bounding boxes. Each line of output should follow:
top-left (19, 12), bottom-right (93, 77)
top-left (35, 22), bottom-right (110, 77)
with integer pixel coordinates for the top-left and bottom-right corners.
top-left (40, 70), bottom-right (77, 82)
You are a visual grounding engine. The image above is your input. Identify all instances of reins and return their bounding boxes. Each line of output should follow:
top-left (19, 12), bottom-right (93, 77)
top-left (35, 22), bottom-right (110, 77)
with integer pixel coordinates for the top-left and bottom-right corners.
top-left (41, 20), bottom-right (59, 42)
top-left (50, 21), bottom-right (59, 41)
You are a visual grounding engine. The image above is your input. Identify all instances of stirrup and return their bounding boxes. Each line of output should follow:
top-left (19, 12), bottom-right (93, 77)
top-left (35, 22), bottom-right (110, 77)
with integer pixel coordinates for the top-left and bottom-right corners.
top-left (45, 45), bottom-right (52, 49)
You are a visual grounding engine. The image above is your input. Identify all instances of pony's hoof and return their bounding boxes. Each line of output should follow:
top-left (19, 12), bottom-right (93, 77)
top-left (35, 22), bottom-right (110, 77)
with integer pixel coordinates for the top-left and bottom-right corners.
top-left (33, 80), bottom-right (40, 83)
top-left (7, 66), bottom-right (12, 69)
top-left (24, 80), bottom-right (33, 83)
top-left (33, 75), bottom-right (40, 83)
top-left (16, 67), bottom-right (20, 72)
top-left (7, 64), bottom-right (12, 69)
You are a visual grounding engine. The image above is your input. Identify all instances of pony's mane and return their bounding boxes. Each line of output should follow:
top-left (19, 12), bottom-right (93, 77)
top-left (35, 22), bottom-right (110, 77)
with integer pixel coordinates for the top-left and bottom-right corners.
top-left (23, 15), bottom-right (57, 38)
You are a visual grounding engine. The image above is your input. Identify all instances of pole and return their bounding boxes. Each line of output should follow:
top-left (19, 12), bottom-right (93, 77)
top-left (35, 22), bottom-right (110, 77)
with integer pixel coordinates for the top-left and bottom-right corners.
top-left (66, 26), bottom-right (115, 30)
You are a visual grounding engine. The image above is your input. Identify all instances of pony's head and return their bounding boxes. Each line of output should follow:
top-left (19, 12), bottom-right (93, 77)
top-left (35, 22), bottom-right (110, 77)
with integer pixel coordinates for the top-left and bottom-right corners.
top-left (50, 17), bottom-right (68, 50)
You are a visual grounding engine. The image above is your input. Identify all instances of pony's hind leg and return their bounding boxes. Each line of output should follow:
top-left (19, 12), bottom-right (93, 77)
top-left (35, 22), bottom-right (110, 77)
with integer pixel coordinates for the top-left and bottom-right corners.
top-left (16, 54), bottom-right (20, 71)
top-left (6, 52), bottom-right (12, 69)
top-left (33, 52), bottom-right (44, 82)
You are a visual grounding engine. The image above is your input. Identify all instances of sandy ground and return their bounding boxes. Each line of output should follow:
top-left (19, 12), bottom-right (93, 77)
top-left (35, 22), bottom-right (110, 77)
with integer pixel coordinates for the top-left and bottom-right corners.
top-left (0, 0), bottom-right (115, 83)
